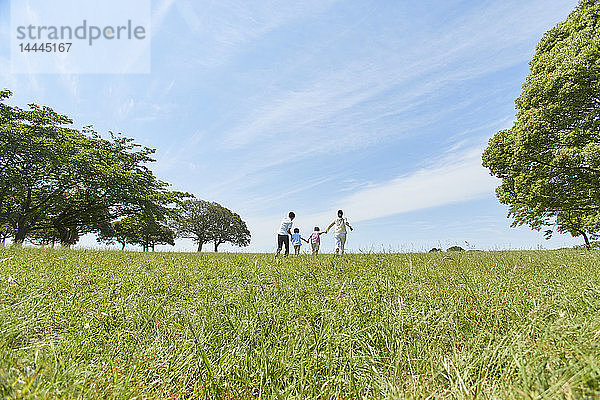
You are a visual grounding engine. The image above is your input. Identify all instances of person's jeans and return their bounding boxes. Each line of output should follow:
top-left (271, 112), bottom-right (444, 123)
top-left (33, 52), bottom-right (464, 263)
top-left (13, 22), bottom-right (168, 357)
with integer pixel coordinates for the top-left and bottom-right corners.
top-left (335, 232), bottom-right (347, 254)
top-left (276, 234), bottom-right (290, 255)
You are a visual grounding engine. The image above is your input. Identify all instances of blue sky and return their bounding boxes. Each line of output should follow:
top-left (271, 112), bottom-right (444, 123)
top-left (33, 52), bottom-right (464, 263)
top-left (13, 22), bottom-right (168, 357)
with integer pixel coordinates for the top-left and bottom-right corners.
top-left (0, 0), bottom-right (584, 252)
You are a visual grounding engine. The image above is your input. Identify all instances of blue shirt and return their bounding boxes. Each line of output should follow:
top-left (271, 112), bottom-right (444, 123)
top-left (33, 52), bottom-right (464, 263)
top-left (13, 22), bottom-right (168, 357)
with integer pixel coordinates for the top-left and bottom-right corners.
top-left (291, 233), bottom-right (302, 246)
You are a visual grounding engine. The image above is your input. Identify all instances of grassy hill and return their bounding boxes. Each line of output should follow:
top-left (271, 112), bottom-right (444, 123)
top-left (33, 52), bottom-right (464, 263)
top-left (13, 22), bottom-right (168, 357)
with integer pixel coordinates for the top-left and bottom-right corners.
top-left (1, 248), bottom-right (599, 398)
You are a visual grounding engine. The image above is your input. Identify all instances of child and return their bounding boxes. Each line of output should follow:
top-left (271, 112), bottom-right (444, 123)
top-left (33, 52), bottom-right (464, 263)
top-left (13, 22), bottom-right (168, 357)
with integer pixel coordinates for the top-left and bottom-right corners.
top-left (308, 227), bottom-right (327, 255)
top-left (290, 228), bottom-right (308, 255)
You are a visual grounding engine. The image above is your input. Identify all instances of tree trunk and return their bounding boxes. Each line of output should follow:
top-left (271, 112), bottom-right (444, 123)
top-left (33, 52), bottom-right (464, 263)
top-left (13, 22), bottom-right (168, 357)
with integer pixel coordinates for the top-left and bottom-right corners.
top-left (59, 226), bottom-right (78, 247)
top-left (582, 230), bottom-right (591, 250)
top-left (121, 242), bottom-right (125, 250)
top-left (214, 242), bottom-right (219, 252)
top-left (14, 218), bottom-right (28, 244)
top-left (14, 188), bottom-right (32, 244)
top-left (197, 241), bottom-right (203, 252)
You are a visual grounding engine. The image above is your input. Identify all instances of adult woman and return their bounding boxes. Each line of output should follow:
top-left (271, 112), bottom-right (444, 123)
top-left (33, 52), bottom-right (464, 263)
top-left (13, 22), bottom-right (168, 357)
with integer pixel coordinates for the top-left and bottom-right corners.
top-left (325, 209), bottom-right (353, 255)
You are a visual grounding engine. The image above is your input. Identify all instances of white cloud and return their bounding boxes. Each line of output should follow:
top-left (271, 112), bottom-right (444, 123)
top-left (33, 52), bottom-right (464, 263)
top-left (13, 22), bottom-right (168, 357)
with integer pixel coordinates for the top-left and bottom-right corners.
top-left (336, 148), bottom-right (497, 223)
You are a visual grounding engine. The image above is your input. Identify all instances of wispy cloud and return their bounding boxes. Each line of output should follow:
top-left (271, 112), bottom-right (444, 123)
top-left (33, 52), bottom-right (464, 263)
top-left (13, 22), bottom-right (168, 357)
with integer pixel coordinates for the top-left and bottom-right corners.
top-left (172, 0), bottom-right (340, 68)
top-left (334, 147), bottom-right (496, 223)
top-left (217, 0), bottom-right (572, 162)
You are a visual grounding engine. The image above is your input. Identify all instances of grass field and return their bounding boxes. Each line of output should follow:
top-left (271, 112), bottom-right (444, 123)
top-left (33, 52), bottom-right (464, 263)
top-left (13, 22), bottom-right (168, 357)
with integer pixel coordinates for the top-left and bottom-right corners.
top-left (0, 248), bottom-right (599, 399)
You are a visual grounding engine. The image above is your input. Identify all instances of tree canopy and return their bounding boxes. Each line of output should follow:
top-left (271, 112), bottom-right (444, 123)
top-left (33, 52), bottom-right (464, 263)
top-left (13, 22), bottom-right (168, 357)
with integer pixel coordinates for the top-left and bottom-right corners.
top-left (446, 246), bottom-right (465, 252)
top-left (482, 0), bottom-right (600, 248)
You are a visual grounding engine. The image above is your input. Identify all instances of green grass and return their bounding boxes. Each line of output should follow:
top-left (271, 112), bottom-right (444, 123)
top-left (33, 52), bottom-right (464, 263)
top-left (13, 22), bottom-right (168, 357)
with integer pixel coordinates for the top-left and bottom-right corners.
top-left (0, 248), bottom-right (599, 399)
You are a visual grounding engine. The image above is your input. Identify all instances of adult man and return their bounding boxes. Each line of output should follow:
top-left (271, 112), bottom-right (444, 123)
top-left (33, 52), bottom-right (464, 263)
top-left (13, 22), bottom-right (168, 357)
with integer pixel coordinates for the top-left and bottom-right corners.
top-left (276, 212), bottom-right (295, 256)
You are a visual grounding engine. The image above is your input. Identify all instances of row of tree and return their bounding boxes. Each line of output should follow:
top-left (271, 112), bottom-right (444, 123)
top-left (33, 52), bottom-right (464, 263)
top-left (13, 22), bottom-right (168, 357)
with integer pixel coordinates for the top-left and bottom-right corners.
top-left (0, 90), bottom-right (250, 251)
top-left (96, 200), bottom-right (250, 252)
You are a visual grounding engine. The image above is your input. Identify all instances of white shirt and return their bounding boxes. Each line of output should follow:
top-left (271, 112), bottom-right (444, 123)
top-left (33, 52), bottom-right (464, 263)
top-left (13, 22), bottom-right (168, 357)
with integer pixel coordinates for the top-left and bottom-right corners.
top-left (277, 217), bottom-right (293, 235)
top-left (332, 217), bottom-right (348, 234)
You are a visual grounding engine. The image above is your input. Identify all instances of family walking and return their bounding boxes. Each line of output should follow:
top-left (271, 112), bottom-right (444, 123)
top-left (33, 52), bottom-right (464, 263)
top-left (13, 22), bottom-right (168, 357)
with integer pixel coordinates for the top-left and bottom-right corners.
top-left (276, 210), bottom-right (354, 256)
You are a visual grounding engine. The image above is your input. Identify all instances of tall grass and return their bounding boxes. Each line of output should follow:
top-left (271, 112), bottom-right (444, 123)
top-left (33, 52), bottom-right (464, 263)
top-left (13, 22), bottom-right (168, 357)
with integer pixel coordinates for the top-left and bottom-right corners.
top-left (0, 248), bottom-right (599, 398)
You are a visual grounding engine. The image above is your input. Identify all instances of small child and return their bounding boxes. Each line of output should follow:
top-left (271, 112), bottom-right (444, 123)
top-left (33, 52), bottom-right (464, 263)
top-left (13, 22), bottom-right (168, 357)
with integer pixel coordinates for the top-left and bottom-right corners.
top-left (308, 227), bottom-right (327, 255)
top-left (290, 228), bottom-right (308, 255)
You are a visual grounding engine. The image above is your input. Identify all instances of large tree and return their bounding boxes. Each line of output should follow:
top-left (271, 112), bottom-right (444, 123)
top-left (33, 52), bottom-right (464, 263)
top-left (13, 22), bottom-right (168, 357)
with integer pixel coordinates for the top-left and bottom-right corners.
top-left (176, 199), bottom-right (250, 252)
top-left (482, 0), bottom-right (600, 249)
top-left (0, 90), bottom-right (172, 246)
top-left (175, 199), bottom-right (215, 251)
top-left (209, 205), bottom-right (251, 252)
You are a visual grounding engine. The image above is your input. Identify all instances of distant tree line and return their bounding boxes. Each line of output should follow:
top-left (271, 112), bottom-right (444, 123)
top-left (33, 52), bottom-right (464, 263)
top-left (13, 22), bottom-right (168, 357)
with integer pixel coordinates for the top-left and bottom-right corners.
top-left (428, 246), bottom-right (465, 253)
top-left (0, 90), bottom-right (250, 252)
